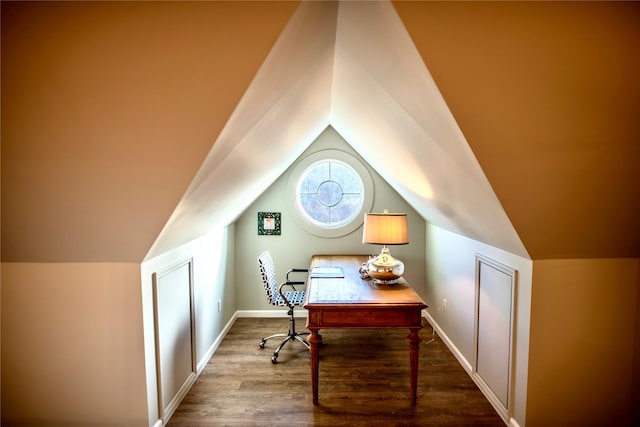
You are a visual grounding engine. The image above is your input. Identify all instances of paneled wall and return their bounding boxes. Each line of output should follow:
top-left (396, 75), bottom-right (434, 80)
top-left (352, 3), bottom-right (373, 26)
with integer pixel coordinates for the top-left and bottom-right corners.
top-left (140, 225), bottom-right (236, 427)
top-left (424, 223), bottom-right (533, 426)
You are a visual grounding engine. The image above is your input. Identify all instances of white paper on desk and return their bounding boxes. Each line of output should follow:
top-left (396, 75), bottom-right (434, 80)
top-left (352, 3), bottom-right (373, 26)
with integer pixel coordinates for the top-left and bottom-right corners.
top-left (310, 267), bottom-right (344, 278)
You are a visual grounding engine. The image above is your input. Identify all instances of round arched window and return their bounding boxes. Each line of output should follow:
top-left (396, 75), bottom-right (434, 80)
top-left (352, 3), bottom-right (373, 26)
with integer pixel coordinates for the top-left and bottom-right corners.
top-left (296, 159), bottom-right (363, 229)
top-left (287, 150), bottom-right (373, 238)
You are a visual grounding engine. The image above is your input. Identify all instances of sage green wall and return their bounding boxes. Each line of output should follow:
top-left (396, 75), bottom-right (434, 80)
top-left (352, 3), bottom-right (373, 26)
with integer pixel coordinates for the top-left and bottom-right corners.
top-left (234, 126), bottom-right (426, 311)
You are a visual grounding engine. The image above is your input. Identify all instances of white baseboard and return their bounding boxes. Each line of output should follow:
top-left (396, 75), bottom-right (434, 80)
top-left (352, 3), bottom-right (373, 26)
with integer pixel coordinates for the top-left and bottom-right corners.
top-left (197, 311), bottom-right (239, 373)
top-left (472, 371), bottom-right (509, 424)
top-left (424, 311), bottom-right (472, 374)
top-left (424, 311), bottom-right (514, 427)
top-left (236, 309), bottom-right (307, 318)
top-left (162, 371), bottom-right (197, 423)
top-left (161, 311), bottom-right (241, 426)
top-left (196, 310), bottom-right (302, 375)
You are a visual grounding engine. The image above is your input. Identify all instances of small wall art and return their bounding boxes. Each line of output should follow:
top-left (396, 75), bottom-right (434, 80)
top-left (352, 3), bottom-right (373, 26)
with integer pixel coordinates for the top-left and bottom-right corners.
top-left (258, 212), bottom-right (281, 235)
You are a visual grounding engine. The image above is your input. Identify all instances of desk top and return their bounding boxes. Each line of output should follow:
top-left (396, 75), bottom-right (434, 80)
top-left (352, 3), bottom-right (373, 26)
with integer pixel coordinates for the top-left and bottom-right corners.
top-left (304, 254), bottom-right (427, 308)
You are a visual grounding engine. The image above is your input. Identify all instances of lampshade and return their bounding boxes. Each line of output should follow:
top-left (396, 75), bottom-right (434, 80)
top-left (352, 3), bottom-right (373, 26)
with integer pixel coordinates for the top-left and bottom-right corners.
top-left (362, 212), bottom-right (409, 245)
top-left (362, 210), bottom-right (409, 285)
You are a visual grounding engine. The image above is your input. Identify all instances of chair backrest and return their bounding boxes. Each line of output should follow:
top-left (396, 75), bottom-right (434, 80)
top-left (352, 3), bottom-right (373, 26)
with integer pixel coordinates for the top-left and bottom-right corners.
top-left (258, 251), bottom-right (279, 306)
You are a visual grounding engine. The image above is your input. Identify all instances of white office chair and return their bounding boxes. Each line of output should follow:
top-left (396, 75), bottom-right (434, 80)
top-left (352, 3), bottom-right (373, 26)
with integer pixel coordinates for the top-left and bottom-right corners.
top-left (257, 251), bottom-right (310, 363)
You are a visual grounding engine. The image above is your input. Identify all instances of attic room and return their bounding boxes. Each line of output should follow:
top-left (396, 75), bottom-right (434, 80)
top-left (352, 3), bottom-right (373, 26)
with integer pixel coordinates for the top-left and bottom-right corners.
top-left (1, 1), bottom-right (639, 426)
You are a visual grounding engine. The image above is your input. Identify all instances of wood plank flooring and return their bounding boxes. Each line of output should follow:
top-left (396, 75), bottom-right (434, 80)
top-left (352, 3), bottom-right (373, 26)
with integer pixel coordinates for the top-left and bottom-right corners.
top-left (167, 317), bottom-right (504, 426)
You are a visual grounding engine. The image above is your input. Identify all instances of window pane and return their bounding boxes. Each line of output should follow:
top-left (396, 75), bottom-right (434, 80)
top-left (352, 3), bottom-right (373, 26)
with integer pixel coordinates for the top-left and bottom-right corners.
top-left (296, 159), bottom-right (364, 230)
top-left (317, 181), bottom-right (343, 207)
top-left (299, 194), bottom-right (328, 224)
top-left (299, 163), bottom-right (329, 193)
top-left (331, 163), bottom-right (361, 193)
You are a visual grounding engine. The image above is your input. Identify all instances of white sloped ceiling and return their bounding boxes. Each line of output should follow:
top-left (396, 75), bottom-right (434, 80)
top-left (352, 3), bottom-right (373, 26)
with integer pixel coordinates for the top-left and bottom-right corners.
top-left (146, 0), bottom-right (528, 260)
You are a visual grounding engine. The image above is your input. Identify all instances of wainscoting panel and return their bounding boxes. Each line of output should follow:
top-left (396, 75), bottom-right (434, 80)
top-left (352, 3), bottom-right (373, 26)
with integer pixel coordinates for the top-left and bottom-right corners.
top-left (152, 259), bottom-right (196, 424)
top-left (473, 254), bottom-right (517, 422)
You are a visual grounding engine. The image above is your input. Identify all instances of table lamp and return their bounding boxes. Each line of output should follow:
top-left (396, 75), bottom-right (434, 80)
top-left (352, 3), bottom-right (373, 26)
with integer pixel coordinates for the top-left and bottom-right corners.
top-left (362, 209), bottom-right (408, 284)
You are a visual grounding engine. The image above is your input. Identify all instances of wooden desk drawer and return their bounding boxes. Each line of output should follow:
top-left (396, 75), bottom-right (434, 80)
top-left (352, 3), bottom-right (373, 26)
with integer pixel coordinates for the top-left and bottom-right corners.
top-left (308, 307), bottom-right (422, 328)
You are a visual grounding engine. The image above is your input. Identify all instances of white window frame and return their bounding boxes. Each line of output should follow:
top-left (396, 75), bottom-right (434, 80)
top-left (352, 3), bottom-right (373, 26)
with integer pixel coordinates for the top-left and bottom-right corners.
top-left (287, 149), bottom-right (373, 238)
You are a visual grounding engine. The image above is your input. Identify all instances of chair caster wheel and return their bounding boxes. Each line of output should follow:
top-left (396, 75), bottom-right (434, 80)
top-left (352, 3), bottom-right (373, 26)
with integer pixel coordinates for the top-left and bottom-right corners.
top-left (271, 356), bottom-right (278, 364)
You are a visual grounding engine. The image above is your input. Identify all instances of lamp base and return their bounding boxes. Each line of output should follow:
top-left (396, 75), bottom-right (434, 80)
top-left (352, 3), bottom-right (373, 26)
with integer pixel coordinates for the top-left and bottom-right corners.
top-left (371, 277), bottom-right (402, 286)
top-left (366, 246), bottom-right (404, 285)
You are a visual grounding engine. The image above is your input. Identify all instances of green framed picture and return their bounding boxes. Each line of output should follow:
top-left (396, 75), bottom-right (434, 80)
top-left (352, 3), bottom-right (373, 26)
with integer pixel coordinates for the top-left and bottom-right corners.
top-left (258, 212), bottom-right (281, 235)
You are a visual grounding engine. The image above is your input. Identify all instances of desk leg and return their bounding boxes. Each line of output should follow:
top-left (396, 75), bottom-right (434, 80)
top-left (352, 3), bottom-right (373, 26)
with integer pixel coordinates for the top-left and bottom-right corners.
top-left (407, 328), bottom-right (421, 406)
top-left (309, 328), bottom-right (322, 405)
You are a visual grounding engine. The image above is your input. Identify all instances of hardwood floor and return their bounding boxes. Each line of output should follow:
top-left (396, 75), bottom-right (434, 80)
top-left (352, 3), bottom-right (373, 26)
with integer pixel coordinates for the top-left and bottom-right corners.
top-left (167, 317), bottom-right (504, 426)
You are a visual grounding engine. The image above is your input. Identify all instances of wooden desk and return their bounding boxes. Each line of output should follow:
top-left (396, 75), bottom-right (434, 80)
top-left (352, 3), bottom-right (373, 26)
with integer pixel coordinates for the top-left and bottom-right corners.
top-left (304, 254), bottom-right (427, 405)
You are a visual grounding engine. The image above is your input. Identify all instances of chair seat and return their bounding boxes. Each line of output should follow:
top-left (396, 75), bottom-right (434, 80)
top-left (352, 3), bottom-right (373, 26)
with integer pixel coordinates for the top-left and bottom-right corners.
top-left (271, 289), bottom-right (305, 307)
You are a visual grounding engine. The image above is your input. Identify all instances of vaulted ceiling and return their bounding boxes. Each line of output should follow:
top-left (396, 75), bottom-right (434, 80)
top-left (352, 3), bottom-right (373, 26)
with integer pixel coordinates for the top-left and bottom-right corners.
top-left (2, 1), bottom-right (639, 263)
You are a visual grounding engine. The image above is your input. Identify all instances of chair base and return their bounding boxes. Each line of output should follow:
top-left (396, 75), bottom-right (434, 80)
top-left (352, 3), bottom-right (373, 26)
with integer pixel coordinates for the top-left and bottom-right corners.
top-left (260, 331), bottom-right (310, 364)
top-left (259, 314), bottom-right (311, 363)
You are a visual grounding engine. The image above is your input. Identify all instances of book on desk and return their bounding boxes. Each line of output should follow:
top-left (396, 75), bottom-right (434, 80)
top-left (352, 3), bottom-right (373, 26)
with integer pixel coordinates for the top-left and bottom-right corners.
top-left (309, 266), bottom-right (344, 278)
